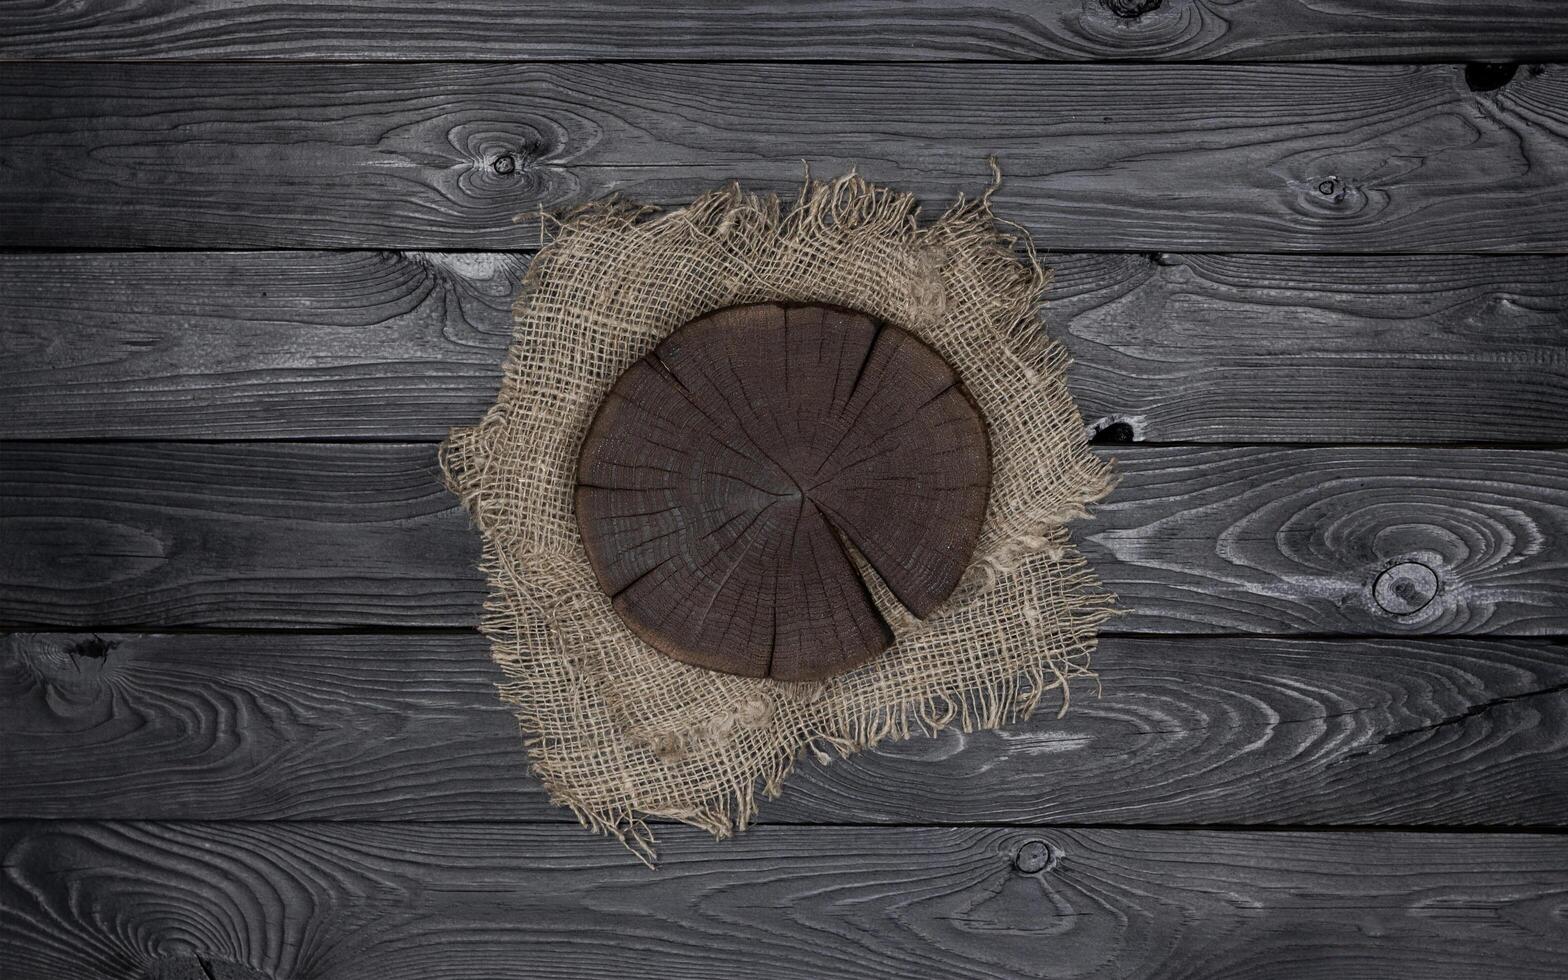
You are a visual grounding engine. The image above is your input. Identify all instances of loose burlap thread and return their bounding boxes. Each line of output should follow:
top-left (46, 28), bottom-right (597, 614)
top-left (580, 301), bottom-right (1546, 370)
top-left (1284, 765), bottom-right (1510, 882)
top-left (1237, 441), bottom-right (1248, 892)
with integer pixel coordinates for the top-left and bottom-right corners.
top-left (441, 168), bottom-right (1114, 864)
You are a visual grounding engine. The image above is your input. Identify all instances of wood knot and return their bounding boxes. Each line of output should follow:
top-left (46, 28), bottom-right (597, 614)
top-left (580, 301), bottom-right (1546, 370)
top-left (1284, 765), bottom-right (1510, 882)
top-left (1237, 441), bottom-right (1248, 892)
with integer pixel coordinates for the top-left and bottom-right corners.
top-left (1373, 561), bottom-right (1439, 615)
top-left (1464, 63), bottom-right (1518, 93)
top-left (1088, 417), bottom-right (1140, 444)
top-left (71, 634), bottom-right (120, 660)
top-left (1292, 172), bottom-right (1369, 220)
top-left (1102, 0), bottom-right (1162, 18)
top-left (1013, 839), bottom-right (1061, 875)
top-left (492, 153), bottom-right (517, 175)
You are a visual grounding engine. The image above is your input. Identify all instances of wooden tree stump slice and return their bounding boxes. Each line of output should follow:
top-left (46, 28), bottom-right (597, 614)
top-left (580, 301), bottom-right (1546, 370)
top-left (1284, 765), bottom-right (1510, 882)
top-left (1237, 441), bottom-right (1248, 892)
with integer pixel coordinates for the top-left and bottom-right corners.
top-left (575, 303), bottom-right (991, 681)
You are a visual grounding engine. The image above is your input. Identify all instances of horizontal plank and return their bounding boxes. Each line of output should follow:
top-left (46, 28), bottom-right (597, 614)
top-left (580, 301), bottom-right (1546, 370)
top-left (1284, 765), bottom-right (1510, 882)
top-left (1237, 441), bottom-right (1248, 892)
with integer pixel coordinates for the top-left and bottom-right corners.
top-left (2, 443), bottom-right (1566, 634)
top-left (4, 250), bottom-right (1566, 443)
top-left (4, 631), bottom-right (1564, 826)
top-left (0, 251), bottom-right (520, 440)
top-left (4, 822), bottom-right (1566, 980)
top-left (7, 1), bottom-right (1568, 63)
top-left (4, 63), bottom-right (1567, 252)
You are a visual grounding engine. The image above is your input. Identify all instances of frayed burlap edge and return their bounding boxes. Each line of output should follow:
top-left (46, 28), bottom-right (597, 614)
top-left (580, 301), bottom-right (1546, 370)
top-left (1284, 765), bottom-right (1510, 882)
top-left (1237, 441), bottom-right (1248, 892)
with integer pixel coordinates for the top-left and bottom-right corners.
top-left (441, 165), bottom-right (1115, 865)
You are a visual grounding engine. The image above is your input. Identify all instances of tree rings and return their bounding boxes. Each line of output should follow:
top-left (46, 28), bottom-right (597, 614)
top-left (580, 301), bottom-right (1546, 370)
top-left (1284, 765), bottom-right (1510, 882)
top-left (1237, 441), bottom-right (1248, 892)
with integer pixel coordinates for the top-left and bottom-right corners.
top-left (575, 303), bottom-right (991, 681)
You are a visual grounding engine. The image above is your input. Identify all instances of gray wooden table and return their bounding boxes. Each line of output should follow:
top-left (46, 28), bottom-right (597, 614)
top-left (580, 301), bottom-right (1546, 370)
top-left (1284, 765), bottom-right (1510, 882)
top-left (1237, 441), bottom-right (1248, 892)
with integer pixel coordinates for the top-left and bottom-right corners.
top-left (3, 3), bottom-right (1567, 978)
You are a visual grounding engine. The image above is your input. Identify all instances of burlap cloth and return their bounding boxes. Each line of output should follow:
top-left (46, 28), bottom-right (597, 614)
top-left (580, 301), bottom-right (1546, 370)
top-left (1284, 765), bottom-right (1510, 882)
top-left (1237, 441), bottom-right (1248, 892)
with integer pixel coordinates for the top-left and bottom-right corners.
top-left (441, 168), bottom-right (1114, 863)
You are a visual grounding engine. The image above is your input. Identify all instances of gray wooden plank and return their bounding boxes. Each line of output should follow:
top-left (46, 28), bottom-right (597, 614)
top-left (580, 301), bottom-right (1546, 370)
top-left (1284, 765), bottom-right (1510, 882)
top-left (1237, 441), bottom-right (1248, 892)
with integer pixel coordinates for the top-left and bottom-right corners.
top-left (3, 821), bottom-right (1566, 980)
top-left (1094, 444), bottom-right (1568, 634)
top-left (6, 0), bottom-right (1568, 63)
top-left (0, 251), bottom-right (521, 440)
top-left (4, 631), bottom-right (1564, 826)
top-left (4, 250), bottom-right (1566, 443)
top-left (4, 63), bottom-right (1567, 252)
top-left (2, 443), bottom-right (1564, 633)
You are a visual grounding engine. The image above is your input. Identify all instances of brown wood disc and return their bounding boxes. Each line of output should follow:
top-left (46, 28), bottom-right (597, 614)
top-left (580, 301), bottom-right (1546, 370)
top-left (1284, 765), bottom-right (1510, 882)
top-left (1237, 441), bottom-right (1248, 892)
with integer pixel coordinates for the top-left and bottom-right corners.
top-left (575, 302), bottom-right (991, 681)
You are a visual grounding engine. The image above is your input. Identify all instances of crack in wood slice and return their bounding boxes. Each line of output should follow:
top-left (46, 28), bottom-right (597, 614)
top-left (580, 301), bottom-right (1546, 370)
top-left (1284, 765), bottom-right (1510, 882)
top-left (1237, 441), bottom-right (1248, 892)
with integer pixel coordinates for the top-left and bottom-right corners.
top-left (575, 303), bottom-right (991, 681)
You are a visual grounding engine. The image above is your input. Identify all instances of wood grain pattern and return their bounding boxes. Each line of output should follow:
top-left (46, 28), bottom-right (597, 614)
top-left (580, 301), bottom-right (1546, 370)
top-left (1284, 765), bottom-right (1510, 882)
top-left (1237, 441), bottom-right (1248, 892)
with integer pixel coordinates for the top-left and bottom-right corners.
top-left (5, 250), bottom-right (1565, 444)
top-left (4, 443), bottom-right (1564, 633)
top-left (0, 632), bottom-right (531, 822)
top-left (1057, 251), bottom-right (1568, 444)
top-left (4, 821), bottom-right (1566, 980)
top-left (5, 0), bottom-right (1568, 63)
top-left (4, 631), bottom-right (1564, 826)
top-left (4, 63), bottom-right (1567, 252)
top-left (1091, 445), bottom-right (1568, 635)
top-left (0, 250), bottom-right (522, 440)
top-left (4, 8), bottom-right (1563, 976)
top-left (577, 304), bottom-right (989, 679)
top-left (0, 442), bottom-right (481, 629)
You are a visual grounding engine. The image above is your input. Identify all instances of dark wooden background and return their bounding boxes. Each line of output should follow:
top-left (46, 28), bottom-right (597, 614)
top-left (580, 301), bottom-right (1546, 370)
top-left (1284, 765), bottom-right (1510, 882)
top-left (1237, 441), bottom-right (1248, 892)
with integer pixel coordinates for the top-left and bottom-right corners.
top-left (3, 3), bottom-right (1567, 978)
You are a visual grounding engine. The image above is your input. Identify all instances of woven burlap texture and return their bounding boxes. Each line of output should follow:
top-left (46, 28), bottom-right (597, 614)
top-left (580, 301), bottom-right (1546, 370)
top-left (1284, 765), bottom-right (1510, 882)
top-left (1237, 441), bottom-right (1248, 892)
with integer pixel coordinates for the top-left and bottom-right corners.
top-left (440, 170), bottom-right (1114, 864)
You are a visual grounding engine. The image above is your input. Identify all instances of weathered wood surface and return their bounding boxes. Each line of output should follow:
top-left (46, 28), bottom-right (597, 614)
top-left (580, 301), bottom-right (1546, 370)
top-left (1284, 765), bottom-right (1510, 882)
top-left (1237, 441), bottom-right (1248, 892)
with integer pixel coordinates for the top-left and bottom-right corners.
top-left (576, 304), bottom-right (990, 679)
top-left (4, 443), bottom-right (1564, 633)
top-left (7, 0), bottom-right (1568, 63)
top-left (5, 250), bottom-right (1566, 444)
top-left (5, 63), bottom-right (1567, 252)
top-left (4, 5), bottom-right (1564, 977)
top-left (4, 821), bottom-right (1565, 980)
top-left (5, 631), bottom-right (1565, 826)
top-left (0, 250), bottom-right (522, 441)
top-left (1093, 445), bottom-right (1568, 634)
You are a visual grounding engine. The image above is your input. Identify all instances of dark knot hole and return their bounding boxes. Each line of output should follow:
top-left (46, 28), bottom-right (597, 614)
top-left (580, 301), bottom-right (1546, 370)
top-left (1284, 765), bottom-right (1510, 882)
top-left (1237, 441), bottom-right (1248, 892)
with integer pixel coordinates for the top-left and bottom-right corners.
top-left (1465, 63), bottom-right (1518, 92)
